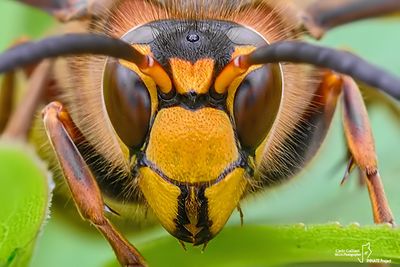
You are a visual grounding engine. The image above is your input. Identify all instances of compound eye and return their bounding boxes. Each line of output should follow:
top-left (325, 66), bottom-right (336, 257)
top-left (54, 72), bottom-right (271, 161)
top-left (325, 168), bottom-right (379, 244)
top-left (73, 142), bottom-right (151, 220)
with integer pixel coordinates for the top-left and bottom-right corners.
top-left (103, 58), bottom-right (151, 149)
top-left (233, 64), bottom-right (283, 151)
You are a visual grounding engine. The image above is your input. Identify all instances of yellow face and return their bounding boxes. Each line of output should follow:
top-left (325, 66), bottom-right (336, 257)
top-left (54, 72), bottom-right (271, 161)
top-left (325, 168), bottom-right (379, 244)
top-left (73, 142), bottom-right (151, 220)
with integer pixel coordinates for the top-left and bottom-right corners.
top-left (103, 20), bottom-right (282, 245)
top-left (137, 56), bottom-right (250, 244)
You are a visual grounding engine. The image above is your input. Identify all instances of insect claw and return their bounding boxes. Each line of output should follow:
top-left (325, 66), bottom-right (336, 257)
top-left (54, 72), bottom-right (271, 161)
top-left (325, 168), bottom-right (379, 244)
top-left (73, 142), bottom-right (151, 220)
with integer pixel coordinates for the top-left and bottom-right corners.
top-left (340, 174), bottom-right (349, 186)
top-left (340, 156), bottom-right (355, 186)
top-left (104, 204), bottom-right (120, 216)
top-left (201, 242), bottom-right (208, 253)
top-left (237, 205), bottom-right (244, 226)
top-left (178, 240), bottom-right (187, 251)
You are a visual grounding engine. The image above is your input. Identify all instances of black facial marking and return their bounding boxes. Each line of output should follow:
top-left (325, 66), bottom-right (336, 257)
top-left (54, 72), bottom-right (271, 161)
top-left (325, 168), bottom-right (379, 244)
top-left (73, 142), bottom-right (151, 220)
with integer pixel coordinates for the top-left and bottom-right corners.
top-left (150, 21), bottom-right (233, 73)
top-left (174, 185), bottom-right (213, 245)
top-left (157, 91), bottom-right (227, 111)
top-left (193, 186), bottom-right (213, 245)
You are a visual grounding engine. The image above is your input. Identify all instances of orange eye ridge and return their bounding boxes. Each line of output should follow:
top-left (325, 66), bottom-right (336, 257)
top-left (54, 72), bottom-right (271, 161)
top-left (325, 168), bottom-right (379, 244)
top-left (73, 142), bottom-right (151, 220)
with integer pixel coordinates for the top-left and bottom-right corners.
top-left (137, 55), bottom-right (173, 95)
top-left (214, 55), bottom-right (251, 94)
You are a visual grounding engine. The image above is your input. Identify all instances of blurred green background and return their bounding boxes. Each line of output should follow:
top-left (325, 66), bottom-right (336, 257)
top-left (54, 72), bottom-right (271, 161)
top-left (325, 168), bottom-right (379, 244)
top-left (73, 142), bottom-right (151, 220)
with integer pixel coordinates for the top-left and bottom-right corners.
top-left (0, 1), bottom-right (400, 267)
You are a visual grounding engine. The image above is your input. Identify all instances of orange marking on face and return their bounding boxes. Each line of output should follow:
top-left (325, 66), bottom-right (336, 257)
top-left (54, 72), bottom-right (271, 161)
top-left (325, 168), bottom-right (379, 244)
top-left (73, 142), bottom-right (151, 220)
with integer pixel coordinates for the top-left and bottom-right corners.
top-left (169, 58), bottom-right (214, 94)
top-left (231, 46), bottom-right (257, 59)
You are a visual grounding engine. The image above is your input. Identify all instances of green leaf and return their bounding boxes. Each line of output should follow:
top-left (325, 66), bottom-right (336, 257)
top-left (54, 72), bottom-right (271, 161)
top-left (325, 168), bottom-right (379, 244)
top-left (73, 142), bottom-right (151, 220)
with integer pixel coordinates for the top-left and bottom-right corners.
top-left (104, 224), bottom-right (399, 267)
top-left (0, 142), bottom-right (52, 267)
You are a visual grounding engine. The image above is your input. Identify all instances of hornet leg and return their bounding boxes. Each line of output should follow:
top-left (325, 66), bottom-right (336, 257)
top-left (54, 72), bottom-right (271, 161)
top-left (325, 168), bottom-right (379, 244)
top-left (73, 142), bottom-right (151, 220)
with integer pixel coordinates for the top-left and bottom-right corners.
top-left (42, 101), bottom-right (147, 267)
top-left (340, 76), bottom-right (394, 224)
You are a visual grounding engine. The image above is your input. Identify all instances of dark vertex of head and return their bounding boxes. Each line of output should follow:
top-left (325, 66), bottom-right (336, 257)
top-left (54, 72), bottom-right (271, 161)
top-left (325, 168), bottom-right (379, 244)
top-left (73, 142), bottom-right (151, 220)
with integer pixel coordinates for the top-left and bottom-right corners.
top-left (149, 20), bottom-right (235, 74)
